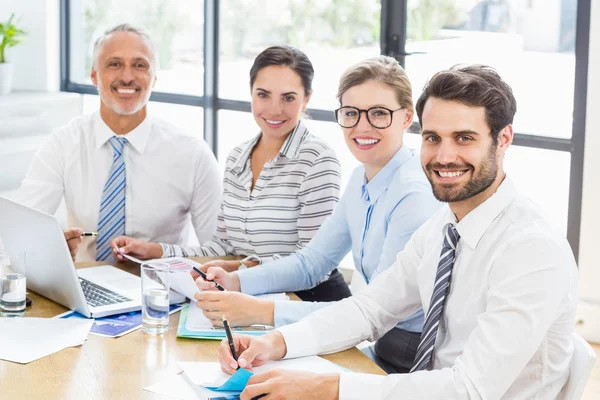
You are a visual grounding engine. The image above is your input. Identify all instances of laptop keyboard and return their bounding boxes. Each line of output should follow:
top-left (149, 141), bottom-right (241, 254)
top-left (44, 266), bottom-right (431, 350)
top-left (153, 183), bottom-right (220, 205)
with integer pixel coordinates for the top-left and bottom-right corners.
top-left (79, 278), bottom-right (132, 308)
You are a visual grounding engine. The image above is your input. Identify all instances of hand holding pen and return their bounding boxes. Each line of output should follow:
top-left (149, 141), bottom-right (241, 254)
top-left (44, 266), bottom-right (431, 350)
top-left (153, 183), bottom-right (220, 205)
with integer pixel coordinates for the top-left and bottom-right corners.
top-left (192, 266), bottom-right (226, 291)
top-left (192, 265), bottom-right (241, 292)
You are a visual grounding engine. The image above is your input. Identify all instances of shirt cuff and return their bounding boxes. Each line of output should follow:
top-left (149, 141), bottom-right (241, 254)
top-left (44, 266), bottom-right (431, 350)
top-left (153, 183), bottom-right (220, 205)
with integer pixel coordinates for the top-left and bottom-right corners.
top-left (277, 322), bottom-right (320, 359)
top-left (339, 372), bottom-right (386, 400)
top-left (159, 243), bottom-right (174, 258)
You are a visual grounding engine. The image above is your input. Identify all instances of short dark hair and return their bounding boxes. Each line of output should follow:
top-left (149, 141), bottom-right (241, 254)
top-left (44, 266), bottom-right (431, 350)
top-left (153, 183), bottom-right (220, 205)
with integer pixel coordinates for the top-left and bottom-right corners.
top-left (249, 45), bottom-right (314, 96)
top-left (416, 65), bottom-right (517, 143)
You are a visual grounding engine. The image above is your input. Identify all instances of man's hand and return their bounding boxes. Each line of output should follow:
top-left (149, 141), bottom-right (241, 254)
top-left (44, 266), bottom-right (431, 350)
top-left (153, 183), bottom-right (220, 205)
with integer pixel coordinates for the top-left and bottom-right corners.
top-left (109, 236), bottom-right (163, 261)
top-left (193, 266), bottom-right (241, 291)
top-left (194, 291), bottom-right (274, 327)
top-left (241, 370), bottom-right (340, 400)
top-left (64, 228), bottom-right (84, 261)
top-left (218, 332), bottom-right (287, 374)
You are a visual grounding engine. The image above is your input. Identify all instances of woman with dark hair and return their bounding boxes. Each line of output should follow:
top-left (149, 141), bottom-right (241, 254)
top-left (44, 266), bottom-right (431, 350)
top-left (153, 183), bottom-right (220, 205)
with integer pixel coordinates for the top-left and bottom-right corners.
top-left (112, 45), bottom-right (351, 302)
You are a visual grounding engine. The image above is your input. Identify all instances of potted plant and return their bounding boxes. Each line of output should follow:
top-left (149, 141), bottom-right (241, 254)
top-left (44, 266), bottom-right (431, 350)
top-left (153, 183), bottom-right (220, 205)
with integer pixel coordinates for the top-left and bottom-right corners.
top-left (0, 13), bottom-right (26, 95)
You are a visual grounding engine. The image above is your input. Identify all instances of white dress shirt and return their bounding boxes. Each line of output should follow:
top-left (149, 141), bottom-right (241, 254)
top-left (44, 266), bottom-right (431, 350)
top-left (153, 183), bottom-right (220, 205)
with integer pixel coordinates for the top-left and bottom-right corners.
top-left (278, 177), bottom-right (578, 400)
top-left (14, 112), bottom-right (222, 261)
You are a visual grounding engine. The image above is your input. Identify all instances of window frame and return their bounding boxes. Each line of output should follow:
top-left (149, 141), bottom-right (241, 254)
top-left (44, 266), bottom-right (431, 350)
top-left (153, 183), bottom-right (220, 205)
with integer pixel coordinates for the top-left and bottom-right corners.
top-left (60, 0), bottom-right (591, 260)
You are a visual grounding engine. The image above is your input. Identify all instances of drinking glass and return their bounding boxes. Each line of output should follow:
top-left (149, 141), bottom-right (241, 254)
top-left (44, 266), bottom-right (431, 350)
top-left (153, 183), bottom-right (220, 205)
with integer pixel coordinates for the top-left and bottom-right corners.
top-left (141, 262), bottom-right (170, 334)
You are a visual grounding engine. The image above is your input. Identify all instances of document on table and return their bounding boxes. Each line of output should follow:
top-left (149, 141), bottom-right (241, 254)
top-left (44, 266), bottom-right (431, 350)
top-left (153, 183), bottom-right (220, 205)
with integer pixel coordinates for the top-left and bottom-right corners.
top-left (0, 317), bottom-right (93, 364)
top-left (180, 356), bottom-right (345, 393)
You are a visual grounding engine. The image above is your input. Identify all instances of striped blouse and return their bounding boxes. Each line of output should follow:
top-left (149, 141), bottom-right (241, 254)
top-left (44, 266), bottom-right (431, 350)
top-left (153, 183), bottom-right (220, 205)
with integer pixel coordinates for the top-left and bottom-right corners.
top-left (160, 120), bottom-right (341, 263)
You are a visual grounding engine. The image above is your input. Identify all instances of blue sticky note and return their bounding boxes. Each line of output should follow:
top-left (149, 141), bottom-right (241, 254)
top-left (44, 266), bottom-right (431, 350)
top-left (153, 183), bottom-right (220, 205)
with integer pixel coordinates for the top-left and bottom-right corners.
top-left (206, 368), bottom-right (253, 392)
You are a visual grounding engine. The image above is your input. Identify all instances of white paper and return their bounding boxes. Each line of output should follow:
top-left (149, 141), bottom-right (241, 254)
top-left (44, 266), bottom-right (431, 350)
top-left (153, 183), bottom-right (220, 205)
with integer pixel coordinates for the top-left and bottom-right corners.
top-left (186, 301), bottom-right (214, 330)
top-left (179, 355), bottom-right (344, 388)
top-left (144, 373), bottom-right (203, 399)
top-left (185, 293), bottom-right (289, 332)
top-left (170, 271), bottom-right (200, 301)
top-left (114, 247), bottom-right (145, 264)
top-left (0, 317), bottom-right (93, 364)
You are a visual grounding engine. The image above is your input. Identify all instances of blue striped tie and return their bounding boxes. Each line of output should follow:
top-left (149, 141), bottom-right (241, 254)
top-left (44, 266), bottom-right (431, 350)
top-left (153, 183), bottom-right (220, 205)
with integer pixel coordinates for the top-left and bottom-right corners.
top-left (411, 223), bottom-right (460, 372)
top-left (96, 136), bottom-right (128, 261)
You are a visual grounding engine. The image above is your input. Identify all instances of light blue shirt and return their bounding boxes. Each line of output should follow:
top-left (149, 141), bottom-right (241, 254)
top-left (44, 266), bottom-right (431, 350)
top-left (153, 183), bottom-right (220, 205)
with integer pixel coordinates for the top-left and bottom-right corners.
top-left (237, 145), bottom-right (441, 331)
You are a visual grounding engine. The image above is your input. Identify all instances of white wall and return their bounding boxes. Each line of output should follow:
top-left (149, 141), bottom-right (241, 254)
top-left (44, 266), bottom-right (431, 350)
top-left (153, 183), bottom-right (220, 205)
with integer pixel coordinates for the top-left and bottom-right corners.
top-left (575, 0), bottom-right (600, 343)
top-left (0, 0), bottom-right (60, 92)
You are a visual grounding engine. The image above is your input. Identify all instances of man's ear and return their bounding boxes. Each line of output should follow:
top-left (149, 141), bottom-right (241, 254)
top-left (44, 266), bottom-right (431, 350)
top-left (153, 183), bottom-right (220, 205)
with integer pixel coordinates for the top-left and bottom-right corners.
top-left (91, 66), bottom-right (98, 87)
top-left (496, 124), bottom-right (514, 157)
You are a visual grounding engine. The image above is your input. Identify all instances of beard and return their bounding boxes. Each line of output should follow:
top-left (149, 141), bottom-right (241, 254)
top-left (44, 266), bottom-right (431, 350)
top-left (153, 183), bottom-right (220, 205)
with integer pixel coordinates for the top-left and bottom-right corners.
top-left (425, 143), bottom-right (498, 203)
top-left (98, 79), bottom-right (150, 116)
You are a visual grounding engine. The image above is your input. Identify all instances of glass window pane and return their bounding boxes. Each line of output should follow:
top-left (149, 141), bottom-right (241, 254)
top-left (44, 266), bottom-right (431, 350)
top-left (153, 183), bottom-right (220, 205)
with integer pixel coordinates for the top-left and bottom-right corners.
top-left (405, 0), bottom-right (576, 138)
top-left (82, 94), bottom-right (204, 139)
top-left (69, 0), bottom-right (204, 96)
top-left (218, 0), bottom-right (382, 110)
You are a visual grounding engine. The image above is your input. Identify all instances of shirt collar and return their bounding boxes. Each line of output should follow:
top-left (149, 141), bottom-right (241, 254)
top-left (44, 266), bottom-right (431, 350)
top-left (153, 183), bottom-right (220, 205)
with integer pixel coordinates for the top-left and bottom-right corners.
top-left (93, 111), bottom-right (153, 154)
top-left (444, 176), bottom-right (517, 249)
top-left (361, 145), bottom-right (413, 204)
top-left (231, 120), bottom-right (309, 174)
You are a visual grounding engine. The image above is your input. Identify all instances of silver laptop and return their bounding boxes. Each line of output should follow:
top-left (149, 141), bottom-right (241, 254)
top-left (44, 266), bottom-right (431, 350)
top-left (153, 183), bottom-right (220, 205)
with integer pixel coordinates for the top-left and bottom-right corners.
top-left (0, 196), bottom-right (144, 318)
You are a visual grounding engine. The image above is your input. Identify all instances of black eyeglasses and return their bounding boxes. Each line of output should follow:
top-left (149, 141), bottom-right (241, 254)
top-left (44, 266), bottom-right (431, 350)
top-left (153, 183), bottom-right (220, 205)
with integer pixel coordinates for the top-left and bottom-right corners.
top-left (334, 106), bottom-right (404, 129)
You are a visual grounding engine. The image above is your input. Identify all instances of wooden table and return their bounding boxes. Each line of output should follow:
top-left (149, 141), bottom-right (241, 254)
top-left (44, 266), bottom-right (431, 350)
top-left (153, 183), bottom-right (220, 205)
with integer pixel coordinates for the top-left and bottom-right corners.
top-left (0, 258), bottom-right (385, 399)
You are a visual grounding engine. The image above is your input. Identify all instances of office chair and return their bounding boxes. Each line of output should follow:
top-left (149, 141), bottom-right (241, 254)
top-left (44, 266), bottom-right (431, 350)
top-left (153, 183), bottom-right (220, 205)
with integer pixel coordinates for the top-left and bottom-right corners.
top-left (559, 332), bottom-right (597, 400)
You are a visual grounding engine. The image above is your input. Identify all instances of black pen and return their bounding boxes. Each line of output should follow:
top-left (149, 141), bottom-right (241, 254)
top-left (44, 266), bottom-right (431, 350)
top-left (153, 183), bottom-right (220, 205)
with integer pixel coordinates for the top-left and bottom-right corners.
top-left (81, 232), bottom-right (98, 237)
top-left (192, 266), bottom-right (225, 291)
top-left (222, 315), bottom-right (239, 365)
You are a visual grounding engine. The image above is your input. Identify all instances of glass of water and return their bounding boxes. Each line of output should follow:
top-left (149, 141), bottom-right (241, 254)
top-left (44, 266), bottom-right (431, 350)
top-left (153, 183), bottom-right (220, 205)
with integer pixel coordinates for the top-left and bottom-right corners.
top-left (0, 255), bottom-right (27, 317)
top-left (141, 262), bottom-right (170, 334)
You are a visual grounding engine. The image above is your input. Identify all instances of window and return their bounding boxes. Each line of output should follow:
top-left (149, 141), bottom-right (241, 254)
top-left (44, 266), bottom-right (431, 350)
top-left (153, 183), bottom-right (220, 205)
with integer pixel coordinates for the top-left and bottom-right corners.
top-left (68, 0), bottom-right (204, 96)
top-left (404, 0), bottom-right (577, 139)
top-left (218, 0), bottom-right (382, 110)
top-left (61, 0), bottom-right (590, 259)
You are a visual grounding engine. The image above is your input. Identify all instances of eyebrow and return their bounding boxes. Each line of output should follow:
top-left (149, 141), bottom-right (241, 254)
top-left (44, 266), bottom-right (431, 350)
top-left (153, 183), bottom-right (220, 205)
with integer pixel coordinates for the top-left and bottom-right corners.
top-left (255, 88), bottom-right (298, 96)
top-left (105, 56), bottom-right (150, 64)
top-left (421, 129), bottom-right (481, 136)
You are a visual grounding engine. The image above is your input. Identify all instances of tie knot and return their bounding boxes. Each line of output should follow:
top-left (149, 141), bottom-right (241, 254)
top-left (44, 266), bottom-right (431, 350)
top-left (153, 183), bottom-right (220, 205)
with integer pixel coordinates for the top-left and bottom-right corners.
top-left (109, 136), bottom-right (128, 155)
top-left (443, 223), bottom-right (460, 250)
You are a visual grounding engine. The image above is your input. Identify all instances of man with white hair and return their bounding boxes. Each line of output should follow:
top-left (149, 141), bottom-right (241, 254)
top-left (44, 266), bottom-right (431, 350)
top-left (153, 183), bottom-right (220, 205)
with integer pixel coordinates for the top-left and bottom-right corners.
top-left (15, 24), bottom-right (222, 262)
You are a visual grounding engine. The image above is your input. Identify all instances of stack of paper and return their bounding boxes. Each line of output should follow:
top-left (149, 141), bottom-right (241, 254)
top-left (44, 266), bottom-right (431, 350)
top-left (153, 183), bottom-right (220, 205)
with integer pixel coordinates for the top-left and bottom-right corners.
top-left (144, 356), bottom-right (346, 399)
top-left (0, 317), bottom-right (93, 364)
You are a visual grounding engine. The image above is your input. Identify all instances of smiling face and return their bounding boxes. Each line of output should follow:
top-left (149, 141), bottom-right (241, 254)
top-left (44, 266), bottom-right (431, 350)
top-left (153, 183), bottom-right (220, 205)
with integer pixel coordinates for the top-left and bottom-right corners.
top-left (340, 80), bottom-right (413, 179)
top-left (91, 31), bottom-right (156, 117)
top-left (420, 97), bottom-right (510, 207)
top-left (250, 65), bottom-right (310, 140)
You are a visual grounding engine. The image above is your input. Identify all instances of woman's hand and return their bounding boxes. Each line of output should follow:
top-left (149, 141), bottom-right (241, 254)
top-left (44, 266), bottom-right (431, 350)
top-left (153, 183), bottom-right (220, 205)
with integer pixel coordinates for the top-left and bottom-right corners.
top-left (194, 291), bottom-right (274, 327)
top-left (193, 266), bottom-right (241, 291)
top-left (109, 236), bottom-right (163, 261)
top-left (201, 259), bottom-right (255, 273)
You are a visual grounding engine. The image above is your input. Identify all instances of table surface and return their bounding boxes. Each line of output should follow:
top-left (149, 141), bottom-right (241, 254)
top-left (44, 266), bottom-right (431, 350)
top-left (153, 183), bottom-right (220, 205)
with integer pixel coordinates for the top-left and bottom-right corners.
top-left (0, 258), bottom-right (385, 399)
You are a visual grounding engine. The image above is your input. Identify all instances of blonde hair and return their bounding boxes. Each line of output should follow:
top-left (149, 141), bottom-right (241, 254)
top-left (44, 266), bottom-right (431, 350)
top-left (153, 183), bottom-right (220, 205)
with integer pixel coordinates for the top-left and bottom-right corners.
top-left (337, 55), bottom-right (413, 111)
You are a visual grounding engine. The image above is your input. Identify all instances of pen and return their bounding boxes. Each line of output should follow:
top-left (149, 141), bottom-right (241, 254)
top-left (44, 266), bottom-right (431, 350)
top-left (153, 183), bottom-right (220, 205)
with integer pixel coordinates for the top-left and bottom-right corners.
top-left (192, 266), bottom-right (226, 291)
top-left (81, 232), bottom-right (98, 237)
top-left (222, 315), bottom-right (238, 364)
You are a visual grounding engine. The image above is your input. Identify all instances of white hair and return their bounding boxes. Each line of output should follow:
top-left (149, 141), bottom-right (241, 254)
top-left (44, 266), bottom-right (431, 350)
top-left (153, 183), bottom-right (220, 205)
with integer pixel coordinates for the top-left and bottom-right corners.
top-left (92, 23), bottom-right (159, 70)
